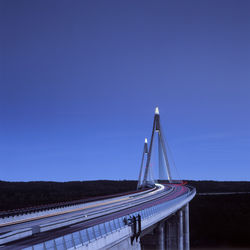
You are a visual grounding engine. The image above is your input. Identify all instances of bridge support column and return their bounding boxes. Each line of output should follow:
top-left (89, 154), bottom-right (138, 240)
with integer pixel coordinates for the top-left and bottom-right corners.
top-left (165, 221), bottom-right (169, 249)
top-left (165, 220), bottom-right (173, 250)
top-left (178, 210), bottom-right (184, 250)
top-left (183, 204), bottom-right (190, 250)
top-left (158, 222), bottom-right (165, 250)
top-left (167, 216), bottom-right (178, 250)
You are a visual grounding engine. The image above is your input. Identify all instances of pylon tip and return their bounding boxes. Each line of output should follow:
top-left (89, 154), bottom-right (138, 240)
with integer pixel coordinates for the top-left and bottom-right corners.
top-left (145, 138), bottom-right (148, 143)
top-left (155, 107), bottom-right (159, 115)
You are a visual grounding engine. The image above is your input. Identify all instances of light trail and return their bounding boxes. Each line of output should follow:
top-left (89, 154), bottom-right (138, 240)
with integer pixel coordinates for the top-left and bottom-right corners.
top-left (0, 197), bottom-right (130, 227)
top-left (0, 185), bottom-right (164, 228)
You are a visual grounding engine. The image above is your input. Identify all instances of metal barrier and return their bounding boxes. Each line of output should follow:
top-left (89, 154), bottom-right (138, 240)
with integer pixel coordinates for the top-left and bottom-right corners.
top-left (23, 188), bottom-right (195, 250)
top-left (0, 188), bottom-right (156, 225)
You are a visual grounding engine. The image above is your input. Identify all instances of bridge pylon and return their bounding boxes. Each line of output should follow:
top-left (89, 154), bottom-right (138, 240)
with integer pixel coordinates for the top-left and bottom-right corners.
top-left (137, 138), bottom-right (149, 189)
top-left (139, 107), bottom-right (172, 189)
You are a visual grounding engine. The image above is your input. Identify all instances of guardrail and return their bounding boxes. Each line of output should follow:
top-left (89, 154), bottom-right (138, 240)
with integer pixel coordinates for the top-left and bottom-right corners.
top-left (21, 188), bottom-right (196, 250)
top-left (0, 188), bottom-right (154, 219)
top-left (0, 187), bottom-right (161, 245)
top-left (0, 188), bottom-right (156, 226)
top-left (0, 228), bottom-right (32, 245)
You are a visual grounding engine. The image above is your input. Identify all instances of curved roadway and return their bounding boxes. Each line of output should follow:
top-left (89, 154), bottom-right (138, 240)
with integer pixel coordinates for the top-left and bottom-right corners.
top-left (1, 184), bottom-right (191, 249)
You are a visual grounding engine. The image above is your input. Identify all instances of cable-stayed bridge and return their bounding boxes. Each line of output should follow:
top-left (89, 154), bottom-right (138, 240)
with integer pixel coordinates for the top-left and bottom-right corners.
top-left (0, 108), bottom-right (196, 250)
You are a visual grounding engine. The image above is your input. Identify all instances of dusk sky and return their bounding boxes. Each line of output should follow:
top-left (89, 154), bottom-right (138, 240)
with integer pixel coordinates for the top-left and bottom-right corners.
top-left (1, 1), bottom-right (249, 182)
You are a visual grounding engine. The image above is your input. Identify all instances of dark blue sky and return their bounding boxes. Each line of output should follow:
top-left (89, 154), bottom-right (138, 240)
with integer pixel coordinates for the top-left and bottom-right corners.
top-left (1, 1), bottom-right (249, 181)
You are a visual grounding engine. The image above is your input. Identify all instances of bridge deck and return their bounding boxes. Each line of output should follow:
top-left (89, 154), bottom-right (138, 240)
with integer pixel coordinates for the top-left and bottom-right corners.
top-left (0, 184), bottom-right (195, 249)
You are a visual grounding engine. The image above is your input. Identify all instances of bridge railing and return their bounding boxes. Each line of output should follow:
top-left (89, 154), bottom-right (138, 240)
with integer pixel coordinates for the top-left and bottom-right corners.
top-left (23, 188), bottom-right (196, 250)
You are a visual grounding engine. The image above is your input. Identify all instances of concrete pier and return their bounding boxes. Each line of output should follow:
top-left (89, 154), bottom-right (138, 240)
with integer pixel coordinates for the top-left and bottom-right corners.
top-left (140, 204), bottom-right (191, 250)
top-left (183, 204), bottom-right (190, 250)
top-left (167, 215), bottom-right (178, 250)
top-left (178, 210), bottom-right (184, 250)
top-left (158, 222), bottom-right (165, 250)
top-left (165, 221), bottom-right (169, 249)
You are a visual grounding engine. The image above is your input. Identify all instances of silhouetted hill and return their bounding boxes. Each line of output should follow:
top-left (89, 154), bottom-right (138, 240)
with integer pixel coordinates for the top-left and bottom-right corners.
top-left (187, 180), bottom-right (250, 193)
top-left (0, 180), bottom-right (137, 211)
top-left (188, 180), bottom-right (250, 248)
